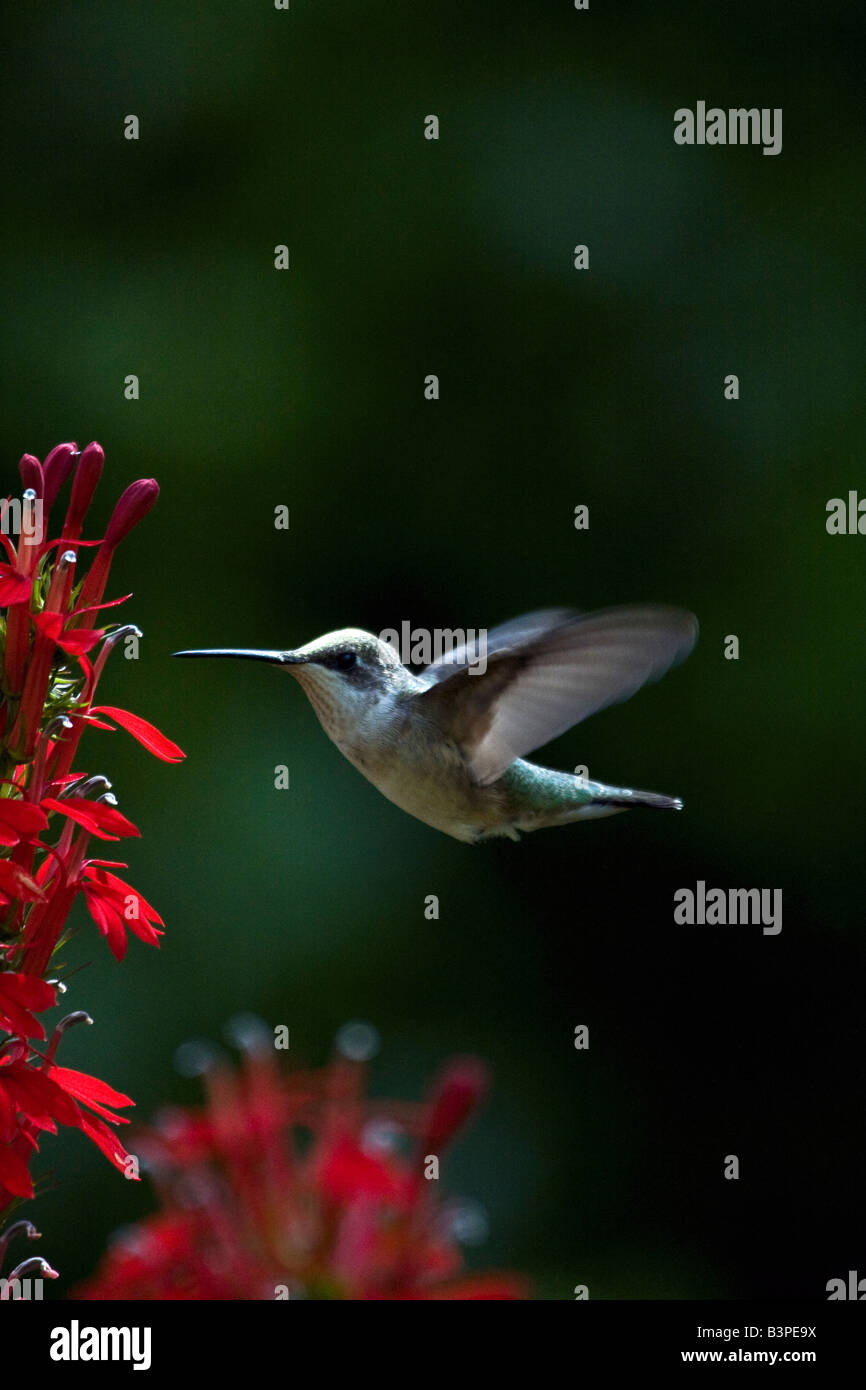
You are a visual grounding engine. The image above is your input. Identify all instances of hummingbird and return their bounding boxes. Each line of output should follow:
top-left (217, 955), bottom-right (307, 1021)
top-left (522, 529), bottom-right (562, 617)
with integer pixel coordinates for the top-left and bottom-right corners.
top-left (174, 604), bottom-right (697, 843)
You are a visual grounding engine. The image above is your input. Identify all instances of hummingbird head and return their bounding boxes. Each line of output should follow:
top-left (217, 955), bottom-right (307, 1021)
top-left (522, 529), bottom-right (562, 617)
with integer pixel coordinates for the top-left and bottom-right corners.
top-left (174, 628), bottom-right (407, 745)
top-left (281, 629), bottom-right (408, 741)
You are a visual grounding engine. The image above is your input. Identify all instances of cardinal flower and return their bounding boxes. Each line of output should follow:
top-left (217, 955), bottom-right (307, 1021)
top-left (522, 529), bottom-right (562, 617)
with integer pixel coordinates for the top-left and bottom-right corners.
top-left (0, 440), bottom-right (182, 1245)
top-left (78, 863), bottom-right (165, 961)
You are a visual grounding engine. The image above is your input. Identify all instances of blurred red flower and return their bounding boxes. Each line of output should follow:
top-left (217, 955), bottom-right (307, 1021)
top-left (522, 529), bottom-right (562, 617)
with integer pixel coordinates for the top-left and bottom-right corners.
top-left (76, 1029), bottom-right (528, 1301)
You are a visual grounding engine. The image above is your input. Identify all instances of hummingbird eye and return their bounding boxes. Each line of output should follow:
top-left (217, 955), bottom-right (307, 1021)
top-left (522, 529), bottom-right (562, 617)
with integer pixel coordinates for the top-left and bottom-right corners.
top-left (334, 650), bottom-right (357, 672)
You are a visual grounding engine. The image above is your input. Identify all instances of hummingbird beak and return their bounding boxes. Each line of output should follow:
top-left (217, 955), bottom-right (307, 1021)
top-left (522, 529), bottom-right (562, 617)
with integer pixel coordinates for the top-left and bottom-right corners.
top-left (172, 648), bottom-right (307, 666)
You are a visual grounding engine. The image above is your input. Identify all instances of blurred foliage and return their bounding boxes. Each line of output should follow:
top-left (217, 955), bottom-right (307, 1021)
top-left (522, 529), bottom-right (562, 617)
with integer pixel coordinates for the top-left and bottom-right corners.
top-left (1, 0), bottom-right (864, 1297)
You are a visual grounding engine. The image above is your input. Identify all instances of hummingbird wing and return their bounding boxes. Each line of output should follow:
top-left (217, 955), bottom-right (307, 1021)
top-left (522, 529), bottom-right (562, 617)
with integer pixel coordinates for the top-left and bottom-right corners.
top-left (417, 605), bottom-right (698, 786)
top-left (419, 608), bottom-right (575, 682)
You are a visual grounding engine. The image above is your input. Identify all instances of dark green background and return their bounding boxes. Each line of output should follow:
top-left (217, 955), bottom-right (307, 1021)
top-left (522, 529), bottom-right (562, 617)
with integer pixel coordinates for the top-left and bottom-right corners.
top-left (2, 1), bottom-right (864, 1298)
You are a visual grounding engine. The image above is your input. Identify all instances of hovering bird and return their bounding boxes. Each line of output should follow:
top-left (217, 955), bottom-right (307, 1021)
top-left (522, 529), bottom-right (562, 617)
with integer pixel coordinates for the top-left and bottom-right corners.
top-left (174, 605), bottom-right (697, 843)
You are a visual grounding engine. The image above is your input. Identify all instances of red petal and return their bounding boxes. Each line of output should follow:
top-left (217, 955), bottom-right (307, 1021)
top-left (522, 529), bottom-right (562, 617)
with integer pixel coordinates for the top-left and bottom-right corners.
top-left (81, 888), bottom-right (129, 959)
top-left (0, 567), bottom-right (33, 605)
top-left (85, 868), bottom-right (164, 924)
top-left (72, 593), bottom-right (132, 619)
top-left (41, 796), bottom-right (140, 840)
top-left (0, 859), bottom-right (45, 900)
top-left (48, 1065), bottom-right (134, 1113)
top-left (0, 1142), bottom-right (34, 1198)
top-left (33, 611), bottom-right (63, 641)
top-left (34, 612), bottom-right (104, 654)
top-left (2, 1064), bottom-right (82, 1130)
top-left (0, 1000), bottom-right (46, 1037)
top-left (0, 800), bottom-right (49, 834)
top-left (89, 706), bottom-right (185, 762)
top-left (0, 974), bottom-right (56, 1038)
top-left (56, 628), bottom-right (104, 655)
top-left (78, 1110), bottom-right (137, 1175)
top-left (126, 916), bottom-right (163, 948)
top-left (0, 973), bottom-right (56, 1011)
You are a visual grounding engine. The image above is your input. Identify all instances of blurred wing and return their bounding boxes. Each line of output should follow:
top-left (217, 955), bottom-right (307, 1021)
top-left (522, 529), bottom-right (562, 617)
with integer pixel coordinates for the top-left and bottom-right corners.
top-left (418, 605), bottom-right (698, 786)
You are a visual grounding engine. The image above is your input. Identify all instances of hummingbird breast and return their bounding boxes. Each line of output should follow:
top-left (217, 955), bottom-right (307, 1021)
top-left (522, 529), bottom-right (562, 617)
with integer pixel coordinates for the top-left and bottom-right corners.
top-left (331, 697), bottom-right (510, 842)
top-left (293, 674), bottom-right (515, 841)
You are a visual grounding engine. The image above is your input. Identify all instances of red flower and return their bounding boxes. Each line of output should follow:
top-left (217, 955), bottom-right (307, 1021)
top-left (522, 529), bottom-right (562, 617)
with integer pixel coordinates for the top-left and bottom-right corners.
top-left (79, 863), bottom-right (165, 961)
top-left (75, 1032), bottom-right (528, 1301)
top-left (0, 440), bottom-right (181, 1238)
top-left (0, 1038), bottom-right (136, 1199)
top-left (46, 1064), bottom-right (136, 1174)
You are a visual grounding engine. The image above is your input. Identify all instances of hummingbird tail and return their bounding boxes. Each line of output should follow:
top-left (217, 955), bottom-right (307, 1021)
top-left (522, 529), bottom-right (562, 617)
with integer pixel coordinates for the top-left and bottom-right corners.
top-left (594, 784), bottom-right (683, 812)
